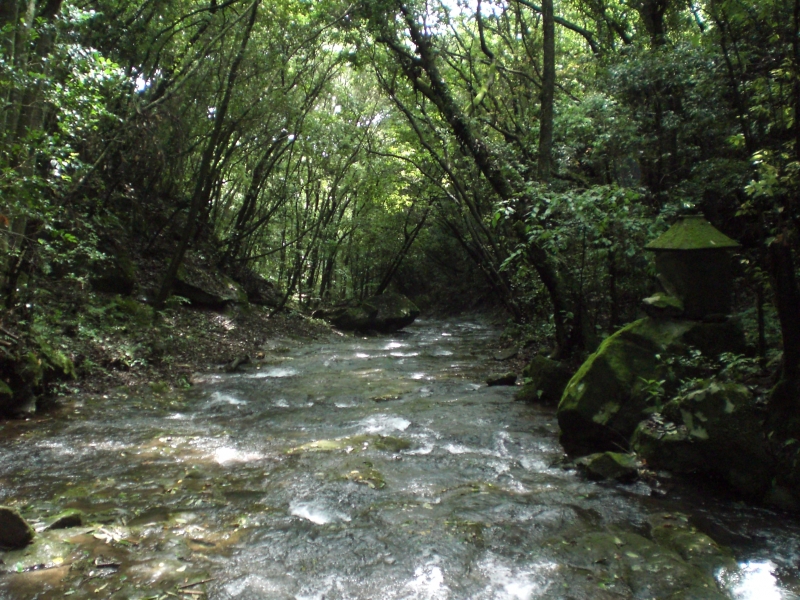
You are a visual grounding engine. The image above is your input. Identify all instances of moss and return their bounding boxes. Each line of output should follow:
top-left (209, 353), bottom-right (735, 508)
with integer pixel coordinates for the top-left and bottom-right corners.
top-left (645, 215), bottom-right (740, 250)
top-left (518, 356), bottom-right (571, 405)
top-left (558, 317), bottom-right (746, 456)
top-left (576, 452), bottom-right (639, 482)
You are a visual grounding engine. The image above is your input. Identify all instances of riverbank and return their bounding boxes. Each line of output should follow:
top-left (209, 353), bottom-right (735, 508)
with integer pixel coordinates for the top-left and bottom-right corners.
top-left (0, 285), bottom-right (333, 417)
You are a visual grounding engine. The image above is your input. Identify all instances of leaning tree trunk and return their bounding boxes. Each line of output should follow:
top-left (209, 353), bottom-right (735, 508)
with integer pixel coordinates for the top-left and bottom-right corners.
top-left (374, 3), bottom-right (577, 355)
top-left (154, 1), bottom-right (259, 310)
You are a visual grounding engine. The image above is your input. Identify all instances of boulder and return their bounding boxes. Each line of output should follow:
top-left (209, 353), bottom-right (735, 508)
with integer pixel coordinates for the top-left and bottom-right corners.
top-left (174, 263), bottom-right (248, 309)
top-left (646, 513), bottom-right (737, 578)
top-left (46, 509), bottom-right (84, 530)
top-left (546, 529), bottom-right (730, 599)
top-left (486, 372), bottom-right (517, 386)
top-left (314, 293), bottom-right (420, 333)
top-left (576, 451), bottom-right (640, 482)
top-left (515, 356), bottom-right (572, 405)
top-left (231, 267), bottom-right (282, 307)
top-left (0, 506), bottom-right (34, 549)
top-left (631, 381), bottom-right (773, 497)
top-left (557, 317), bottom-right (745, 455)
top-left (492, 347), bottom-right (519, 361)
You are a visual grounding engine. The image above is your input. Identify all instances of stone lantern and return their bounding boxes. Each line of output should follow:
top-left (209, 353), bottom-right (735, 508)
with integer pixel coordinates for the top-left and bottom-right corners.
top-left (645, 215), bottom-right (741, 320)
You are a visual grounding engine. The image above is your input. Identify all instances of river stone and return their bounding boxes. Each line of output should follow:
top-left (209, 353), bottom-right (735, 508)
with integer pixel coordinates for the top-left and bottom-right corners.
top-left (492, 347), bottom-right (518, 361)
top-left (0, 506), bottom-right (34, 549)
top-left (547, 530), bottom-right (729, 599)
top-left (647, 513), bottom-right (737, 578)
top-left (515, 356), bottom-right (572, 405)
top-left (314, 293), bottom-right (420, 333)
top-left (46, 509), bottom-right (84, 530)
top-left (632, 381), bottom-right (774, 498)
top-left (557, 317), bottom-right (746, 455)
top-left (486, 372), bottom-right (517, 386)
top-left (576, 452), bottom-right (639, 482)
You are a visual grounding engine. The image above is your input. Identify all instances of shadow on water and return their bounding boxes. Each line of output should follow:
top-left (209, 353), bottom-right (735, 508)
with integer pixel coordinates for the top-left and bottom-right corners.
top-left (1, 317), bottom-right (799, 599)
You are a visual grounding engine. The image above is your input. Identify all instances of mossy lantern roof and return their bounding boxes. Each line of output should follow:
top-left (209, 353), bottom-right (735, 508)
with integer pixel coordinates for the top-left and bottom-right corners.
top-left (645, 215), bottom-right (740, 252)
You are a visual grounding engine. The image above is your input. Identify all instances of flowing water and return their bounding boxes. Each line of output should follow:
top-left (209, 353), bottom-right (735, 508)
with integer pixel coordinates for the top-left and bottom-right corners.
top-left (1, 317), bottom-right (800, 599)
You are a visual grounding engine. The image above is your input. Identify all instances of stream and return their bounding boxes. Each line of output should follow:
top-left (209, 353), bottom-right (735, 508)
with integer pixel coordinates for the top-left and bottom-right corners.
top-left (1, 317), bottom-right (800, 599)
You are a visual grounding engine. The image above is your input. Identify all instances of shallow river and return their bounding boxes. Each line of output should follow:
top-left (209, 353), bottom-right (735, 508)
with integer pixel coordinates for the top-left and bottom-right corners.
top-left (1, 318), bottom-right (800, 599)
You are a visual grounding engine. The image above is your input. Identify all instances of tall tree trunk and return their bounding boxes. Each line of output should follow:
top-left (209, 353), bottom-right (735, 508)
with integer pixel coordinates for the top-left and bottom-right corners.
top-left (537, 0), bottom-right (555, 182)
top-left (767, 234), bottom-right (800, 423)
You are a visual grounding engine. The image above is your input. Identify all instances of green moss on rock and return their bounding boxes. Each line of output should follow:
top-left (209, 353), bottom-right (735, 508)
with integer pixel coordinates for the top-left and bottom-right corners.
top-left (576, 452), bottom-right (640, 482)
top-left (557, 317), bottom-right (746, 456)
top-left (515, 356), bottom-right (572, 405)
top-left (632, 382), bottom-right (774, 498)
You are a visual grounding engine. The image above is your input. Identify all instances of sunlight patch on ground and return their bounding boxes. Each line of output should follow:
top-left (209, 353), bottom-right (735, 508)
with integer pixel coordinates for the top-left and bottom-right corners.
top-left (213, 315), bottom-right (236, 331)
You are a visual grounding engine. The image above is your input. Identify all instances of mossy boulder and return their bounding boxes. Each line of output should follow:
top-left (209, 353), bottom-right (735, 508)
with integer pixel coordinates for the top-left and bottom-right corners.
top-left (0, 339), bottom-right (75, 417)
top-left (0, 506), bottom-right (34, 549)
top-left (515, 356), bottom-right (572, 405)
top-left (557, 317), bottom-right (745, 455)
top-left (486, 372), bottom-right (517, 386)
top-left (45, 509), bottom-right (84, 530)
top-left (632, 381), bottom-right (773, 497)
top-left (647, 513), bottom-right (737, 578)
top-left (314, 293), bottom-right (420, 333)
top-left (546, 529), bottom-right (729, 599)
top-left (175, 263), bottom-right (248, 309)
top-left (576, 452), bottom-right (640, 482)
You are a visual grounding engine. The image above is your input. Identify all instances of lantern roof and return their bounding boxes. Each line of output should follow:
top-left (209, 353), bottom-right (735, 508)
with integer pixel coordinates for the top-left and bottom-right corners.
top-left (645, 215), bottom-right (740, 251)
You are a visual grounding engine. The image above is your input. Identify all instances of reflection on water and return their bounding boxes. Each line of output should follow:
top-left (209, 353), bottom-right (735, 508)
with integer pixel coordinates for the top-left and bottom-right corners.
top-left (729, 561), bottom-right (784, 600)
top-left (1, 318), bottom-right (800, 599)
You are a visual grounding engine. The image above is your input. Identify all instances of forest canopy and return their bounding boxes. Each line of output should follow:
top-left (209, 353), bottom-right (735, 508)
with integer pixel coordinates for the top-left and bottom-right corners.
top-left (1, 0), bottom-right (799, 370)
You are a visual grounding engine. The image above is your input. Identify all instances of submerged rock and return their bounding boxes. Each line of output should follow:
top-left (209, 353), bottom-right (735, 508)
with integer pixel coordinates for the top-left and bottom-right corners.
top-left (486, 372), bottom-right (517, 386)
top-left (313, 293), bottom-right (420, 333)
top-left (557, 317), bottom-right (745, 455)
top-left (546, 529), bottom-right (730, 599)
top-left (0, 506), bottom-right (34, 549)
top-left (576, 452), bottom-right (640, 482)
top-left (515, 356), bottom-right (572, 405)
top-left (647, 513), bottom-right (737, 578)
top-left (287, 434), bottom-right (411, 454)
